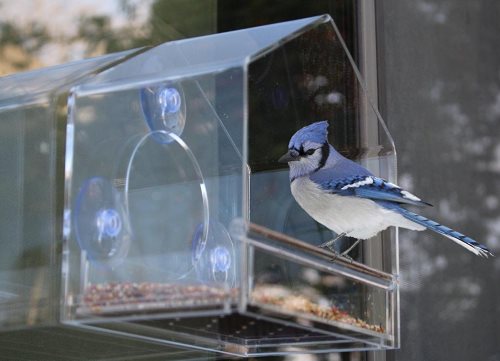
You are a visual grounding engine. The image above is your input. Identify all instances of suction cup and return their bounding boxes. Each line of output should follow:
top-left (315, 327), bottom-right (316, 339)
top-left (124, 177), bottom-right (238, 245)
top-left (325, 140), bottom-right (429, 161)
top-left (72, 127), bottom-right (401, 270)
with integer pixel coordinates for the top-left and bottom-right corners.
top-left (74, 177), bottom-right (132, 267)
top-left (140, 84), bottom-right (186, 143)
top-left (192, 221), bottom-right (236, 286)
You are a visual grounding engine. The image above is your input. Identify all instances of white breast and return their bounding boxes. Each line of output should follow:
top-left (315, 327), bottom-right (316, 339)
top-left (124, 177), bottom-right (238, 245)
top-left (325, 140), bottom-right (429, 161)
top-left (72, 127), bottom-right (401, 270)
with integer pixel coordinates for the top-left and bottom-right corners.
top-left (290, 177), bottom-right (424, 239)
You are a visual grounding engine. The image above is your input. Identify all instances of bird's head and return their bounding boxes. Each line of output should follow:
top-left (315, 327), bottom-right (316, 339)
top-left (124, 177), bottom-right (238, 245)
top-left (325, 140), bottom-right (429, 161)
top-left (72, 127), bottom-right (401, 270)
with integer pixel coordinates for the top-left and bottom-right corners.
top-left (279, 121), bottom-right (330, 178)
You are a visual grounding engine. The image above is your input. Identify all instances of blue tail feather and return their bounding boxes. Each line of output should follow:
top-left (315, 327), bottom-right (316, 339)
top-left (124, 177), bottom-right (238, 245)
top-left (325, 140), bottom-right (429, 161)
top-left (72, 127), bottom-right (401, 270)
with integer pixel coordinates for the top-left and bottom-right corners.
top-left (395, 207), bottom-right (493, 257)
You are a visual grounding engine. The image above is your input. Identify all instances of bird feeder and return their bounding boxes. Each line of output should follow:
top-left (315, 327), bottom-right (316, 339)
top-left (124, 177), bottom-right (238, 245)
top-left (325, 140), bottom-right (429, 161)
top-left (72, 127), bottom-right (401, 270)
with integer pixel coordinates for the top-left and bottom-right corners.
top-left (0, 15), bottom-right (399, 357)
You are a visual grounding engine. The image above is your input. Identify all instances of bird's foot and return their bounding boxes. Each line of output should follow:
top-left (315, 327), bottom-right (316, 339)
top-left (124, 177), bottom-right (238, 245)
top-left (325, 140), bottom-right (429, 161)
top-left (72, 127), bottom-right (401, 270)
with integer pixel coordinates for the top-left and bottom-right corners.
top-left (327, 250), bottom-right (340, 262)
top-left (320, 247), bottom-right (354, 263)
top-left (339, 238), bottom-right (362, 262)
top-left (339, 251), bottom-right (354, 263)
top-left (318, 242), bottom-right (338, 260)
top-left (320, 236), bottom-right (361, 264)
top-left (319, 232), bottom-right (347, 249)
top-left (325, 250), bottom-right (354, 263)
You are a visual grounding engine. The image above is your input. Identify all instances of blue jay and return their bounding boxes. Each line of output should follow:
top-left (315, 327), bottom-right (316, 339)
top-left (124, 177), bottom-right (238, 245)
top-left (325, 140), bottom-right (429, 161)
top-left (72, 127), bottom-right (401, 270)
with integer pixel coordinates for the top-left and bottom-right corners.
top-left (279, 121), bottom-right (493, 258)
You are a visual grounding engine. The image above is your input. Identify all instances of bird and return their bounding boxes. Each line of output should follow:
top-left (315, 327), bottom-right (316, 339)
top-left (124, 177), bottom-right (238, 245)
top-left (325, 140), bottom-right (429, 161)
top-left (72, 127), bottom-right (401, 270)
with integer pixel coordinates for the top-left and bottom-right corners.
top-left (278, 120), bottom-right (493, 258)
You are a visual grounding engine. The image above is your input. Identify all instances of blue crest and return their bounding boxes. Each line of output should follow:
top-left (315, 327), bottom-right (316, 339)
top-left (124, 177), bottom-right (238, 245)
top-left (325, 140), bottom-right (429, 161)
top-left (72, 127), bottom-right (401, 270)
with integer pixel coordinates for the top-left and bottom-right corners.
top-left (289, 121), bottom-right (329, 149)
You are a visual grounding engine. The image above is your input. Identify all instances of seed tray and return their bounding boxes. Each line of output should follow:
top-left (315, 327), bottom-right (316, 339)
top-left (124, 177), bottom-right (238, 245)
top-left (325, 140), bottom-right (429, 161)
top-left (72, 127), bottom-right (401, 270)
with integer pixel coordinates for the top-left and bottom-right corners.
top-left (78, 282), bottom-right (239, 316)
top-left (251, 284), bottom-right (384, 334)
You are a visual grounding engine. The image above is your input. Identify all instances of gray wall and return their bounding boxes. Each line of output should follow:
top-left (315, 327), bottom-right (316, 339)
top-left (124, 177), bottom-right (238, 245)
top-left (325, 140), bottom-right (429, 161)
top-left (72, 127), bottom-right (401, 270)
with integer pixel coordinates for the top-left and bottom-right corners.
top-left (378, 2), bottom-right (500, 360)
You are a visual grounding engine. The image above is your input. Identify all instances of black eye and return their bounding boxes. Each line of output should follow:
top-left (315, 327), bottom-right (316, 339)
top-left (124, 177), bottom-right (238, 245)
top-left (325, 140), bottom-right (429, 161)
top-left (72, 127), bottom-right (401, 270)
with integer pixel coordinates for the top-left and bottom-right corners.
top-left (305, 149), bottom-right (316, 156)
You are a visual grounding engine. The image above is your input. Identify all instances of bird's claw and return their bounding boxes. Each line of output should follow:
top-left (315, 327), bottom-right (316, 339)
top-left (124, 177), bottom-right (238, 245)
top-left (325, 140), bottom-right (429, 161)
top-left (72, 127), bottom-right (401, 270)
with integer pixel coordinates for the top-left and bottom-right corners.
top-left (328, 251), bottom-right (339, 262)
top-left (319, 241), bottom-right (334, 249)
top-left (318, 243), bottom-right (339, 261)
top-left (319, 246), bottom-right (354, 263)
top-left (340, 252), bottom-right (354, 263)
top-left (319, 232), bottom-right (356, 263)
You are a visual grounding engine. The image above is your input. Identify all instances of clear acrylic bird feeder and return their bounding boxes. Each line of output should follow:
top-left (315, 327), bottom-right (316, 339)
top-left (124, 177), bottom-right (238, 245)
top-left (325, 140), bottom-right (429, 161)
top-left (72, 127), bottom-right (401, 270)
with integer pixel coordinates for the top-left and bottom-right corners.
top-left (0, 14), bottom-right (399, 357)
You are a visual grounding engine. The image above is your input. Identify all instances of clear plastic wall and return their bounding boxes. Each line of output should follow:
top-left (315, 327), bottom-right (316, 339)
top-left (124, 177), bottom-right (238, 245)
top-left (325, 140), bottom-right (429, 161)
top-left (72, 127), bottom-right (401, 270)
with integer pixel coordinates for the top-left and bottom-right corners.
top-left (0, 50), bottom-right (138, 329)
top-left (0, 15), bottom-right (398, 357)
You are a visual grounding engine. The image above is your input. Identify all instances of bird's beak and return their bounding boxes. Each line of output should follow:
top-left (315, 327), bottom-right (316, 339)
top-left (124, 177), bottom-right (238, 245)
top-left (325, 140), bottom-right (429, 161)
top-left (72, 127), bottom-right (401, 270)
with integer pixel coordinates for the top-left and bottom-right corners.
top-left (278, 150), bottom-right (298, 164)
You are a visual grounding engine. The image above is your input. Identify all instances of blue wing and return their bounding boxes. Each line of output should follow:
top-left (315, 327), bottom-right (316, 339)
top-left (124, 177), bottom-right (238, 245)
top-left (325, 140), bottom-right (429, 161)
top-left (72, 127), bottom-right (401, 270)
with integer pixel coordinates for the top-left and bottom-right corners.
top-left (308, 158), bottom-right (492, 257)
top-left (310, 160), bottom-right (432, 207)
